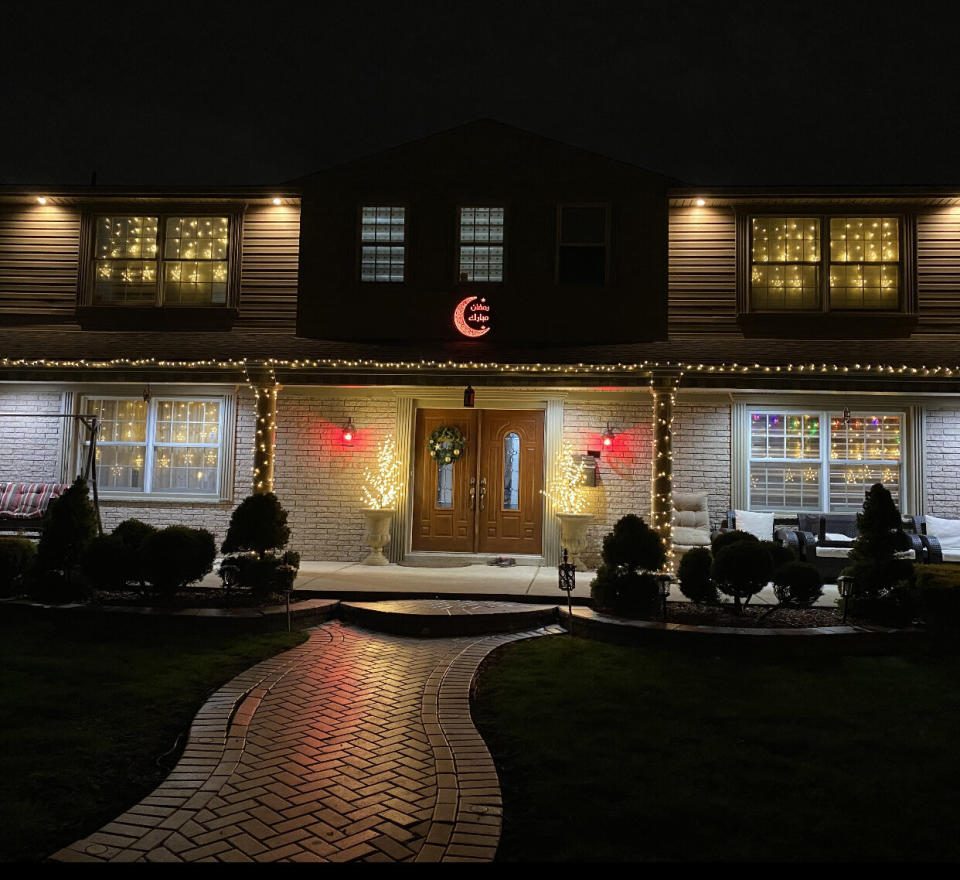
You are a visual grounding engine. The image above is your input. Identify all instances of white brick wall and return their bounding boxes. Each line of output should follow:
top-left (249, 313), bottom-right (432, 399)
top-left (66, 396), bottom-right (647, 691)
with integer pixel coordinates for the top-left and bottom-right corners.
top-left (673, 400), bottom-right (732, 530)
top-left (273, 392), bottom-right (397, 562)
top-left (562, 398), bottom-right (653, 569)
top-left (0, 390), bottom-right (65, 482)
top-left (924, 407), bottom-right (960, 518)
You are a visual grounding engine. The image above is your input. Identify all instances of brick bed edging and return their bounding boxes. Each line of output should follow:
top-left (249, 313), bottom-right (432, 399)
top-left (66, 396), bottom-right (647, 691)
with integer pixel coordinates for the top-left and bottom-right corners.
top-left (50, 621), bottom-right (566, 864)
top-left (415, 625), bottom-right (566, 863)
top-left (50, 629), bottom-right (333, 863)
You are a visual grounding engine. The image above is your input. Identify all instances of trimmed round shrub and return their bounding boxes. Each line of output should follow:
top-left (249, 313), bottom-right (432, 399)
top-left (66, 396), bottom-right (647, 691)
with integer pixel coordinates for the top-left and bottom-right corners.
top-left (677, 547), bottom-right (718, 604)
top-left (590, 565), bottom-right (661, 618)
top-left (222, 493), bottom-right (291, 560)
top-left (0, 537), bottom-right (37, 597)
top-left (711, 538), bottom-right (774, 612)
top-left (143, 526), bottom-right (216, 596)
top-left (711, 529), bottom-right (760, 556)
top-left (772, 561), bottom-right (823, 608)
top-left (81, 534), bottom-right (128, 591)
top-left (601, 514), bottom-right (666, 573)
top-left (917, 564), bottom-right (960, 628)
top-left (762, 540), bottom-right (796, 573)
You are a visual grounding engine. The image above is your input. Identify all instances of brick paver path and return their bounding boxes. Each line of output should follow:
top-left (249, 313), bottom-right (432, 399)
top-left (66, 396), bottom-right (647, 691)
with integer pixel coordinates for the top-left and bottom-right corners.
top-left (52, 620), bottom-right (563, 863)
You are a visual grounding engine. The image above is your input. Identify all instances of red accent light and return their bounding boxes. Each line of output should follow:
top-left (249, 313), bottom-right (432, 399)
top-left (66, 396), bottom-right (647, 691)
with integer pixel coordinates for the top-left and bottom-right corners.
top-left (342, 417), bottom-right (355, 445)
top-left (601, 425), bottom-right (615, 448)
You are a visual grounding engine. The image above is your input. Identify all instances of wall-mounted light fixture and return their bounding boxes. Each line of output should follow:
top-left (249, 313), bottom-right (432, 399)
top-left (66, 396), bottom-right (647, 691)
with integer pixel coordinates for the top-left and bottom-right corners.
top-left (602, 425), bottom-right (615, 448)
top-left (36, 196), bottom-right (47, 205)
top-left (142, 384), bottom-right (151, 403)
top-left (272, 197), bottom-right (282, 205)
top-left (463, 385), bottom-right (475, 408)
top-left (342, 417), bottom-right (355, 444)
top-left (695, 198), bottom-right (705, 207)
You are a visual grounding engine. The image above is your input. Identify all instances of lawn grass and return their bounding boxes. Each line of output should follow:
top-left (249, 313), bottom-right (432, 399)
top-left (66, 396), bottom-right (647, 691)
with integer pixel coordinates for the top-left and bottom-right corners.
top-left (473, 634), bottom-right (960, 862)
top-left (0, 608), bottom-right (308, 862)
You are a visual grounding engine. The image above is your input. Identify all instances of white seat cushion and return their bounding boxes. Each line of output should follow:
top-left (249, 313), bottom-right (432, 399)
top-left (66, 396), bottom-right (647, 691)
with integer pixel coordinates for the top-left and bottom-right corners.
top-left (817, 547), bottom-right (915, 560)
top-left (734, 509), bottom-right (774, 541)
top-left (672, 526), bottom-right (711, 548)
top-left (926, 515), bottom-right (960, 559)
top-left (824, 532), bottom-right (855, 543)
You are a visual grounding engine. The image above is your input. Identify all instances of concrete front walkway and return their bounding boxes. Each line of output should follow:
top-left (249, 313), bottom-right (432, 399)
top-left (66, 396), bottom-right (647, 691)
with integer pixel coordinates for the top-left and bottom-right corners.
top-left (208, 561), bottom-right (841, 608)
top-left (53, 619), bottom-right (562, 863)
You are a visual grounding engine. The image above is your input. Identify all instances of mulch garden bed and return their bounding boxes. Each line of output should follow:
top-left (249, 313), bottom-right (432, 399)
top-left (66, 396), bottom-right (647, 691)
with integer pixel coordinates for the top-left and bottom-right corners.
top-left (661, 601), bottom-right (846, 628)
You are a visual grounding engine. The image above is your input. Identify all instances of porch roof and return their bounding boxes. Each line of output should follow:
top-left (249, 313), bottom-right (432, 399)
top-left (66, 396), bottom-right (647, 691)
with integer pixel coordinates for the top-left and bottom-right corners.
top-left (2, 329), bottom-right (960, 391)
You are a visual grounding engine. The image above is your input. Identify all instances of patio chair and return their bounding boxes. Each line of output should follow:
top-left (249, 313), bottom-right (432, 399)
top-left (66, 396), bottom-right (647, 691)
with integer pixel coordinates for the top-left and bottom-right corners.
top-left (671, 491), bottom-right (712, 559)
top-left (803, 512), bottom-right (922, 581)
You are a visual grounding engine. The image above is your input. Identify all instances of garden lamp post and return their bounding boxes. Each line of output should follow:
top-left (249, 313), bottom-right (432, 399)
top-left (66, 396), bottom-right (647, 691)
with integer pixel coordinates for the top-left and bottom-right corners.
top-left (656, 572), bottom-right (674, 622)
top-left (219, 562), bottom-right (239, 604)
top-left (276, 563), bottom-right (297, 632)
top-left (837, 575), bottom-right (855, 624)
top-left (558, 547), bottom-right (576, 634)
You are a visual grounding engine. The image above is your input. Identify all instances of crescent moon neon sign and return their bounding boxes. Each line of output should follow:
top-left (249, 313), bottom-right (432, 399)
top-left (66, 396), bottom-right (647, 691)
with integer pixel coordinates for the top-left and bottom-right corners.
top-left (453, 296), bottom-right (492, 338)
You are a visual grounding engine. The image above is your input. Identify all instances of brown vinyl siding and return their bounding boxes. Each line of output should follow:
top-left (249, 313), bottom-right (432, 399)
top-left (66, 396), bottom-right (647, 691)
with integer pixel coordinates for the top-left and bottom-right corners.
top-left (916, 206), bottom-right (960, 335)
top-left (667, 205), bottom-right (738, 337)
top-left (237, 204), bottom-right (300, 332)
top-left (0, 206), bottom-right (81, 317)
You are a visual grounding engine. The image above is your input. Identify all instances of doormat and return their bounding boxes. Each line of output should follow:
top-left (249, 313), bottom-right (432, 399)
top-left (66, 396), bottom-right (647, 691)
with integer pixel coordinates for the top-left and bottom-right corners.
top-left (397, 559), bottom-right (473, 568)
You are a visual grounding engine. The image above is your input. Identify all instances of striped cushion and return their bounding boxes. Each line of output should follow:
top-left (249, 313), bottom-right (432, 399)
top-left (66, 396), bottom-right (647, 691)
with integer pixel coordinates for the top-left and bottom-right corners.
top-left (0, 483), bottom-right (70, 519)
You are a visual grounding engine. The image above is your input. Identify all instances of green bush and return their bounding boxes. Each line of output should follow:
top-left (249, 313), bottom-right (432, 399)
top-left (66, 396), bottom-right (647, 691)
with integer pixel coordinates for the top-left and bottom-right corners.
top-left (222, 493), bottom-right (291, 560)
top-left (82, 519), bottom-right (157, 593)
top-left (772, 561), bottom-right (823, 608)
top-left (677, 547), bottom-right (718, 604)
top-left (590, 515), bottom-right (665, 618)
top-left (711, 529), bottom-right (760, 555)
top-left (843, 483), bottom-right (914, 599)
top-left (34, 477), bottom-right (98, 591)
top-left (850, 585), bottom-right (921, 628)
top-left (916, 565), bottom-right (960, 628)
top-left (601, 514), bottom-right (666, 573)
top-left (143, 526), bottom-right (216, 597)
top-left (0, 537), bottom-right (37, 597)
top-left (81, 534), bottom-right (128, 591)
top-left (762, 539), bottom-right (796, 573)
top-left (711, 537), bottom-right (774, 613)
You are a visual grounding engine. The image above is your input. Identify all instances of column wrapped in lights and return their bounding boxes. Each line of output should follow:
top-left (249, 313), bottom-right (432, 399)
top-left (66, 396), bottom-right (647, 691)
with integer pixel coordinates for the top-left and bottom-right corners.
top-left (245, 364), bottom-right (279, 494)
top-left (650, 372), bottom-right (681, 570)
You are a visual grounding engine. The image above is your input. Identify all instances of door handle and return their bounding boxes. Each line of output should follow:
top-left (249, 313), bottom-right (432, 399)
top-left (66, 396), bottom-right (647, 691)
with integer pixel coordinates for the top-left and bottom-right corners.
top-left (479, 477), bottom-right (486, 511)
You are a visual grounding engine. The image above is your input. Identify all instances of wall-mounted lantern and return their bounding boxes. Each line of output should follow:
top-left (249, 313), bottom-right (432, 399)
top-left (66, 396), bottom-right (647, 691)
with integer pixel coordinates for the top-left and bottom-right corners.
top-left (464, 385), bottom-right (475, 408)
top-left (602, 425), bottom-right (615, 448)
top-left (342, 417), bottom-right (356, 445)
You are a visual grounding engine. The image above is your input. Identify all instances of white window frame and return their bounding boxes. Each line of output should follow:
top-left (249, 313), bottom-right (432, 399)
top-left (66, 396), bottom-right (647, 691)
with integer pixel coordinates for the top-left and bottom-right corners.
top-left (78, 393), bottom-right (233, 502)
top-left (745, 406), bottom-right (905, 513)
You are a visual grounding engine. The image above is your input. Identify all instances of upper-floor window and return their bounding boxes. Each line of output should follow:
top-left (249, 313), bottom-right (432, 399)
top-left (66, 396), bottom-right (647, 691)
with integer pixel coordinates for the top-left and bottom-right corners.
top-left (360, 206), bottom-right (405, 282)
top-left (459, 207), bottom-right (504, 282)
top-left (748, 214), bottom-right (903, 311)
top-left (93, 215), bottom-right (230, 306)
top-left (558, 204), bottom-right (608, 285)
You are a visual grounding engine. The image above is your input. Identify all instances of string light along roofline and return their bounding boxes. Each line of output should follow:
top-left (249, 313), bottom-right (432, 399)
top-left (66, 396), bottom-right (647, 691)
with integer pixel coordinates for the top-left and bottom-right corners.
top-left (0, 356), bottom-right (955, 379)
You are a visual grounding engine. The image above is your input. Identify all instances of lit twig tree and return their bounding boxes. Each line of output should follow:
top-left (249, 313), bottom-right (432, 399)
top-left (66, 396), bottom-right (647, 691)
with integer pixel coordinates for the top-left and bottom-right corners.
top-left (541, 440), bottom-right (589, 514)
top-left (361, 434), bottom-right (404, 510)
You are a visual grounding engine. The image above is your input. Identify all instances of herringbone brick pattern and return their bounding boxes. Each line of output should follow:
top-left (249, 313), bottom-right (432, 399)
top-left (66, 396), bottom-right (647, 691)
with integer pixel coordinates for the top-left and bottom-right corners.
top-left (52, 618), bottom-right (563, 863)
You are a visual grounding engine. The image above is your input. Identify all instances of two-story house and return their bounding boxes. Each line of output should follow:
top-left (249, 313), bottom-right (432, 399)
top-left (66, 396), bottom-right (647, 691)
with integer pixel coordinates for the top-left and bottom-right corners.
top-left (2, 119), bottom-right (959, 570)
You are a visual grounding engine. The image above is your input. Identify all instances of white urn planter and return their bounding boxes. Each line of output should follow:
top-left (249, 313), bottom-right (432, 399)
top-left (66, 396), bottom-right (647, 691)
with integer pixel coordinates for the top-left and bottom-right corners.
top-left (362, 509), bottom-right (395, 565)
top-left (557, 512), bottom-right (594, 572)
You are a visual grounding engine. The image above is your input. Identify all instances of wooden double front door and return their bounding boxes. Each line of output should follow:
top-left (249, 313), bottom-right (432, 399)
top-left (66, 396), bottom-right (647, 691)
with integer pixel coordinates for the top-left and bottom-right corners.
top-left (411, 408), bottom-right (544, 555)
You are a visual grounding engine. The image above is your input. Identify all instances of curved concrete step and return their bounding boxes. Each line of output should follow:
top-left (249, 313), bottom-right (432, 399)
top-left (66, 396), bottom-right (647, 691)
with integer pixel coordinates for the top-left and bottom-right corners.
top-left (339, 599), bottom-right (559, 637)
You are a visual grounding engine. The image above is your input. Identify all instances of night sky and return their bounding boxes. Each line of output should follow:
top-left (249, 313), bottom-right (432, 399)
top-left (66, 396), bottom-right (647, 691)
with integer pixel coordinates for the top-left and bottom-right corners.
top-left (2, 2), bottom-right (955, 187)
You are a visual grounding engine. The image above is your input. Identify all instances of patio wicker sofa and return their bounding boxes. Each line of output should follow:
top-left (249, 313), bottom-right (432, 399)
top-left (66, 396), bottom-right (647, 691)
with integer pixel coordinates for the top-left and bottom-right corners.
top-left (910, 515), bottom-right (960, 564)
top-left (720, 509), bottom-right (925, 582)
top-left (719, 509), bottom-right (813, 559)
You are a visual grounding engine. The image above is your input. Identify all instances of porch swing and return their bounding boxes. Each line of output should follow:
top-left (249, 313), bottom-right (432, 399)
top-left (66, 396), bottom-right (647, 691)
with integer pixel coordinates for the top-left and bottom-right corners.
top-left (0, 412), bottom-right (102, 535)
